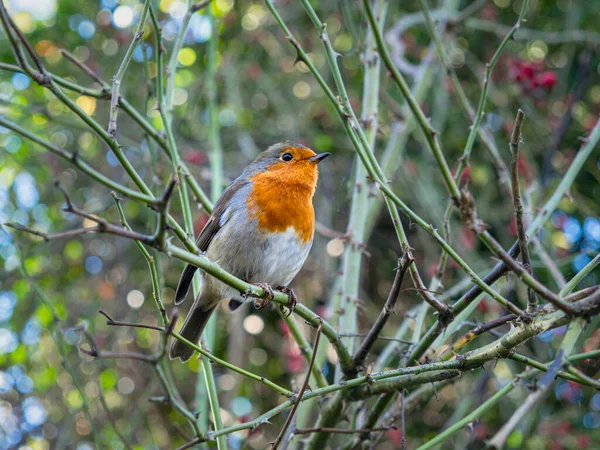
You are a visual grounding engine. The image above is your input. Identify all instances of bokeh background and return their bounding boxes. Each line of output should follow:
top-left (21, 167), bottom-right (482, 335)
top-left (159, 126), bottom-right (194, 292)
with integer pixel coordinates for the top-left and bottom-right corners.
top-left (1, 0), bottom-right (599, 449)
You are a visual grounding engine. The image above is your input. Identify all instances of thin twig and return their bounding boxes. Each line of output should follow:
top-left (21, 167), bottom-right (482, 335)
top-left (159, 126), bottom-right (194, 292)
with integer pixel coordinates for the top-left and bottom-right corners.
top-left (271, 323), bottom-right (323, 449)
top-left (437, 314), bottom-right (516, 360)
top-left (509, 109), bottom-right (537, 313)
top-left (400, 390), bottom-right (406, 450)
top-left (107, 0), bottom-right (151, 137)
top-left (60, 48), bottom-right (106, 86)
top-left (340, 334), bottom-right (414, 345)
top-left (5, 179), bottom-right (177, 251)
top-left (175, 438), bottom-right (203, 450)
top-left (294, 426), bottom-right (397, 435)
top-left (98, 388), bottom-right (134, 450)
top-left (531, 237), bottom-right (566, 289)
top-left (353, 253), bottom-right (412, 370)
top-left (98, 309), bottom-right (163, 332)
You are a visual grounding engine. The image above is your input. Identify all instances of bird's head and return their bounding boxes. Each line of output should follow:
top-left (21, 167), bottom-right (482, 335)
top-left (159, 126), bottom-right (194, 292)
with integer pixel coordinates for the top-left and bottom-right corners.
top-left (245, 141), bottom-right (330, 192)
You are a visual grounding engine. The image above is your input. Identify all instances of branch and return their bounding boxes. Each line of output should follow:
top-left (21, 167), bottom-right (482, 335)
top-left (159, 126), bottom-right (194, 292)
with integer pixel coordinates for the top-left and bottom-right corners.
top-left (294, 426), bottom-right (397, 435)
top-left (5, 180), bottom-right (176, 250)
top-left (0, 117), bottom-right (155, 204)
top-left (98, 309), bottom-right (163, 332)
top-left (271, 323), bottom-right (323, 449)
top-left (349, 370), bottom-right (461, 400)
top-left (458, 187), bottom-right (576, 315)
top-left (509, 109), bottom-right (537, 313)
top-left (107, 0), bottom-right (151, 137)
top-left (60, 48), bottom-right (106, 87)
top-left (509, 353), bottom-right (600, 389)
top-left (352, 253), bottom-right (412, 370)
top-left (267, 0), bottom-right (519, 328)
top-left (437, 314), bottom-right (516, 360)
top-left (363, 0), bottom-right (459, 201)
top-left (98, 388), bottom-right (133, 450)
top-left (487, 318), bottom-right (585, 449)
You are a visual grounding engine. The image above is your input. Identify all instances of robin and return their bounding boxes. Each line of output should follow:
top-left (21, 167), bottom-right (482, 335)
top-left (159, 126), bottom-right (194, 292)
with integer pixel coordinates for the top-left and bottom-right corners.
top-left (170, 141), bottom-right (330, 361)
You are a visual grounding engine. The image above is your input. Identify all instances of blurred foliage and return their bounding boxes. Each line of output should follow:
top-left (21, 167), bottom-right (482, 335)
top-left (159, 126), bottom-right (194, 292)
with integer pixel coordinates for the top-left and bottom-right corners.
top-left (0, 0), bottom-right (599, 449)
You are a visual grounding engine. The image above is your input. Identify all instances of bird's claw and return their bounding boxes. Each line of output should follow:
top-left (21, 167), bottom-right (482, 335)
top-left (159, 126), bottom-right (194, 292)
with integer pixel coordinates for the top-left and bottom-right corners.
top-left (277, 286), bottom-right (297, 317)
top-left (251, 282), bottom-right (275, 309)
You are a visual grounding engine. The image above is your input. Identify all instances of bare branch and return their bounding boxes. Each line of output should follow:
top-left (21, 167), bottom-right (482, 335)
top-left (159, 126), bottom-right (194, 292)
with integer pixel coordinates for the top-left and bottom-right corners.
top-left (271, 323), bottom-right (323, 449)
top-left (353, 253), bottom-right (413, 370)
top-left (60, 48), bottom-right (107, 87)
top-left (509, 109), bottom-right (537, 313)
top-left (294, 426), bottom-right (397, 435)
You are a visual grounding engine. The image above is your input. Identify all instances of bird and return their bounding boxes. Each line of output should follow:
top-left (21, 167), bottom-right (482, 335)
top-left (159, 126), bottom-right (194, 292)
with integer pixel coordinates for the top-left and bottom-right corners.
top-left (169, 141), bottom-right (330, 361)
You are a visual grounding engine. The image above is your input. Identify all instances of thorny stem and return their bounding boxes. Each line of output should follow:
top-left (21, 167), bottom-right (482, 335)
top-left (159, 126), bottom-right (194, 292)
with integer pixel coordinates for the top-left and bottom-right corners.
top-left (267, 0), bottom-right (520, 321)
top-left (416, 0), bottom-right (525, 300)
top-left (363, 0), bottom-right (459, 201)
top-left (336, 0), bottom-right (388, 366)
top-left (148, 6), bottom-right (225, 445)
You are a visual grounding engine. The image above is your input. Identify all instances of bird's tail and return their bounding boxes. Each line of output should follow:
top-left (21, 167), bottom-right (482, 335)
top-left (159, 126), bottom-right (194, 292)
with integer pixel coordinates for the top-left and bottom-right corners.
top-left (169, 294), bottom-right (218, 362)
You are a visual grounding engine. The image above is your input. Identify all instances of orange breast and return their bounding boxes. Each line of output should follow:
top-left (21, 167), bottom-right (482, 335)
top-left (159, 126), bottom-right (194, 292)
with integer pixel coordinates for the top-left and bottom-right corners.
top-left (246, 164), bottom-right (317, 243)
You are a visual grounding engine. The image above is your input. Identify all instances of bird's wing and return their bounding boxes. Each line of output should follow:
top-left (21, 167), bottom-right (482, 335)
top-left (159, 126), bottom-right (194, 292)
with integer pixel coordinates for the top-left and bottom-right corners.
top-left (174, 178), bottom-right (248, 305)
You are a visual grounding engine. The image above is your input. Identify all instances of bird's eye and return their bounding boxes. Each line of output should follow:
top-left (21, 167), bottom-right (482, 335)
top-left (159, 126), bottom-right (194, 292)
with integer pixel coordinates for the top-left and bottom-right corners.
top-left (282, 153), bottom-right (293, 162)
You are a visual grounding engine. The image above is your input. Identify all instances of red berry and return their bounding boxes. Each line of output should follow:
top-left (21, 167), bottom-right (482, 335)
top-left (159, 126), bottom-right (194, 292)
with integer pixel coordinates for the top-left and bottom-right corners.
top-left (184, 150), bottom-right (206, 165)
top-left (539, 71), bottom-right (557, 89)
top-left (520, 63), bottom-right (535, 79)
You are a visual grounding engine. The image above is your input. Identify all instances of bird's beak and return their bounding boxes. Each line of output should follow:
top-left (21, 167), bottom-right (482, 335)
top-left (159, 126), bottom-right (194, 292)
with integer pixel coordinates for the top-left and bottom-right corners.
top-left (309, 152), bottom-right (331, 163)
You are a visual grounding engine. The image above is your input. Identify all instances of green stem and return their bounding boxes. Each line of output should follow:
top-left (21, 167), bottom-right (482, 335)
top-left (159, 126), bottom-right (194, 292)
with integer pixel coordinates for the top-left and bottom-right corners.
top-left (113, 194), bottom-right (168, 327)
top-left (206, 8), bottom-right (224, 202)
top-left (337, 0), bottom-right (388, 362)
top-left (149, 6), bottom-right (225, 445)
top-left (107, 0), bottom-right (151, 137)
top-left (166, 0), bottom-right (192, 120)
top-left (416, 372), bottom-right (527, 450)
top-left (267, 0), bottom-right (521, 318)
top-left (559, 253), bottom-right (600, 297)
top-left (0, 117), bottom-right (154, 203)
top-left (362, 0), bottom-right (458, 200)
top-left (509, 352), bottom-right (600, 388)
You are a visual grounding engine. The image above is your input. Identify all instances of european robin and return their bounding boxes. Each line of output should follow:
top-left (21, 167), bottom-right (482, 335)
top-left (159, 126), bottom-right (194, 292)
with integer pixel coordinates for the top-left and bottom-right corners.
top-left (169, 142), bottom-right (330, 361)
